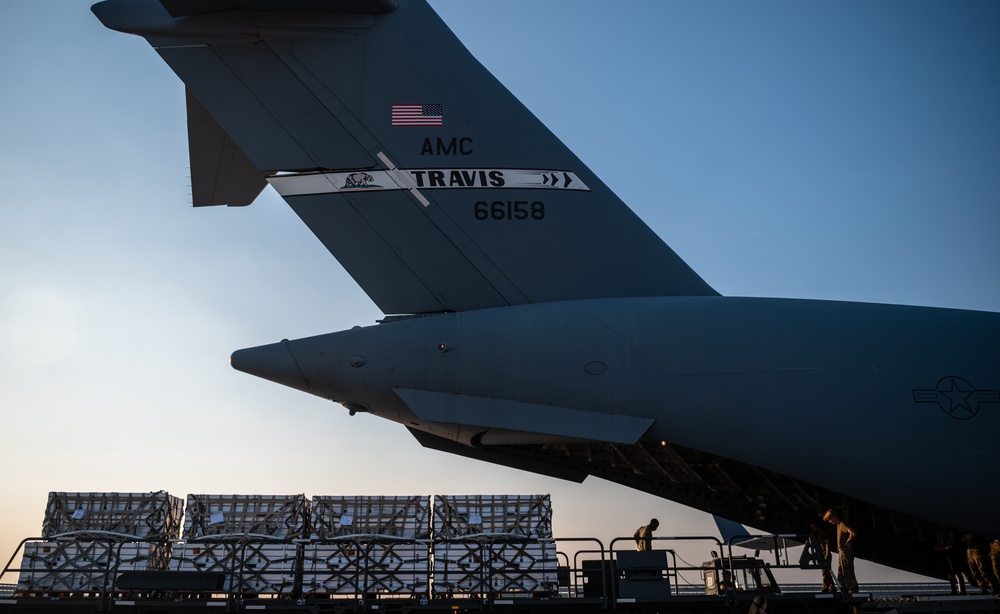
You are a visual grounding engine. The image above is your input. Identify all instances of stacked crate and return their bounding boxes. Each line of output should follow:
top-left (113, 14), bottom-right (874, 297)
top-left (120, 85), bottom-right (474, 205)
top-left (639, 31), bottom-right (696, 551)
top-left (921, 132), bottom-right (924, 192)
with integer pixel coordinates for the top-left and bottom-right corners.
top-left (41, 491), bottom-right (183, 539)
top-left (431, 495), bottom-right (558, 597)
top-left (18, 491), bottom-right (182, 594)
top-left (170, 494), bottom-right (309, 595)
top-left (182, 494), bottom-right (309, 539)
top-left (310, 495), bottom-right (430, 540)
top-left (17, 542), bottom-right (161, 593)
top-left (303, 496), bottom-right (430, 596)
top-left (171, 541), bottom-right (302, 595)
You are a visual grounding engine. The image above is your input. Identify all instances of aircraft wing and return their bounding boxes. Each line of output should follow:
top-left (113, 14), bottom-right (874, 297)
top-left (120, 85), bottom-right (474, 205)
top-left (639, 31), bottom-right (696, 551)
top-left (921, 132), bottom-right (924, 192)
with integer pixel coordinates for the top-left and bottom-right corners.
top-left (92, 0), bottom-right (718, 315)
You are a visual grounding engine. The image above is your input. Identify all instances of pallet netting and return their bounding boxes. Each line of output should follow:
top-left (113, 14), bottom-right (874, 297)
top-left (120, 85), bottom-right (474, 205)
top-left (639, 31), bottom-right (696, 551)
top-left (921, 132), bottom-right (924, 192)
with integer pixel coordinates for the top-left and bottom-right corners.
top-left (183, 494), bottom-right (309, 540)
top-left (310, 496), bottom-right (431, 539)
top-left (432, 495), bottom-right (553, 538)
top-left (41, 491), bottom-right (183, 539)
top-left (301, 542), bottom-right (429, 596)
top-left (432, 541), bottom-right (558, 596)
top-left (169, 541), bottom-right (301, 595)
top-left (17, 541), bottom-right (169, 593)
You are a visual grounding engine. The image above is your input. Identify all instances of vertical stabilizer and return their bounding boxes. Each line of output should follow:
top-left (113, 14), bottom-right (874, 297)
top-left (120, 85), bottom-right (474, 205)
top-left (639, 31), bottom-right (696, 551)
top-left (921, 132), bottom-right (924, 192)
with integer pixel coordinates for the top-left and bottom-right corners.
top-left (93, 0), bottom-right (718, 313)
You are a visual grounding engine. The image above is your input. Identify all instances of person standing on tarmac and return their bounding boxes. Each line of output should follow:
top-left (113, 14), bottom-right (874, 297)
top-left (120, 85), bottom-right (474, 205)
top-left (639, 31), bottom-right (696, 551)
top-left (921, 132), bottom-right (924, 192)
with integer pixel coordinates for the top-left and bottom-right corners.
top-left (935, 526), bottom-right (968, 595)
top-left (964, 533), bottom-right (998, 594)
top-left (823, 508), bottom-right (860, 594)
top-left (633, 518), bottom-right (659, 551)
top-left (810, 520), bottom-right (837, 593)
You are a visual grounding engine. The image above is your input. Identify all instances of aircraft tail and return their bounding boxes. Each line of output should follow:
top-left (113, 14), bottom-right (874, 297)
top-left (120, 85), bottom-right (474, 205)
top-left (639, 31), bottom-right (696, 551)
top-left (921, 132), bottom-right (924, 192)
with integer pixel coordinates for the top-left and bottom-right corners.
top-left (714, 515), bottom-right (753, 546)
top-left (93, 0), bottom-right (718, 314)
top-left (714, 515), bottom-right (804, 552)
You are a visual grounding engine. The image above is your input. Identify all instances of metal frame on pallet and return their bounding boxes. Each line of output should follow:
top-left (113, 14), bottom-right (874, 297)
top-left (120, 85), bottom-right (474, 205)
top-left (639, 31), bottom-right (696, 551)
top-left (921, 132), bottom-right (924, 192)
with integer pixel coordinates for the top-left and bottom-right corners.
top-left (42, 491), bottom-right (183, 541)
top-left (433, 494), bottom-right (553, 540)
top-left (301, 537), bottom-right (430, 597)
top-left (184, 494), bottom-right (310, 541)
top-left (311, 495), bottom-right (432, 540)
top-left (5, 493), bottom-right (977, 613)
top-left (1, 532), bottom-right (975, 614)
top-left (17, 538), bottom-right (169, 593)
top-left (12, 491), bottom-right (183, 602)
top-left (432, 536), bottom-right (559, 598)
top-left (170, 539), bottom-right (304, 596)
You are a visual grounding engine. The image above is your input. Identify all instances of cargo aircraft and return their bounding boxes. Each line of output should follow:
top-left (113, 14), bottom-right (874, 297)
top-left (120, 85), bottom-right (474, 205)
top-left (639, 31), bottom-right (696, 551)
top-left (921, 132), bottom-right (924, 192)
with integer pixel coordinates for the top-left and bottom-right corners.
top-left (93, 0), bottom-right (999, 579)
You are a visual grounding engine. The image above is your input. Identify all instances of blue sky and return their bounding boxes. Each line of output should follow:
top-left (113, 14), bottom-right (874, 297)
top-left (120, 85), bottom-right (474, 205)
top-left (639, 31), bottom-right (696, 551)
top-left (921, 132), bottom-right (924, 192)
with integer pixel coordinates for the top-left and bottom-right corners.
top-left (1, 0), bottom-right (998, 585)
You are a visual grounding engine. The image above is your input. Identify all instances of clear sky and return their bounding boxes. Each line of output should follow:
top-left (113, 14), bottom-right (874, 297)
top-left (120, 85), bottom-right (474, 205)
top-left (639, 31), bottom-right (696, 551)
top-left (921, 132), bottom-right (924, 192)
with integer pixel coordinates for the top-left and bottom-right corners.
top-left (1, 0), bottom-right (998, 587)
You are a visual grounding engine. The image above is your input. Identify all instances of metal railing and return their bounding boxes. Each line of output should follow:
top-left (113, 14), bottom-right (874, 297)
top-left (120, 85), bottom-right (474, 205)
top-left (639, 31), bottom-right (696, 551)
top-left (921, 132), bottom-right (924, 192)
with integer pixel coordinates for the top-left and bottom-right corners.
top-left (0, 531), bottom-right (963, 612)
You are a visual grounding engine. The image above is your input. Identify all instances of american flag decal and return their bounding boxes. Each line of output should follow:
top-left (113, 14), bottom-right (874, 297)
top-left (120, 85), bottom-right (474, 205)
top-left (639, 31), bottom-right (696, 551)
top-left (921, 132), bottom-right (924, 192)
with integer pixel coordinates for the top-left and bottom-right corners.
top-left (392, 103), bottom-right (443, 126)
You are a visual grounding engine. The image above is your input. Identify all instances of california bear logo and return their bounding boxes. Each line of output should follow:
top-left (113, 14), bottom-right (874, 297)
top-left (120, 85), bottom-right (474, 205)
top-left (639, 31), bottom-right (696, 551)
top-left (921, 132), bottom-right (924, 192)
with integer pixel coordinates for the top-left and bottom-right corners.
top-left (343, 172), bottom-right (379, 189)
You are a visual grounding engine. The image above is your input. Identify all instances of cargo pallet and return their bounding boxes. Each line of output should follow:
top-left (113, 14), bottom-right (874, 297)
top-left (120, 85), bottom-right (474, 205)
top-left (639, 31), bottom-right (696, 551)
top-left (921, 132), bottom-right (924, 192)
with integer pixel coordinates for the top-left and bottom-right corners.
top-left (3, 533), bottom-right (994, 614)
top-left (4, 493), bottom-right (993, 613)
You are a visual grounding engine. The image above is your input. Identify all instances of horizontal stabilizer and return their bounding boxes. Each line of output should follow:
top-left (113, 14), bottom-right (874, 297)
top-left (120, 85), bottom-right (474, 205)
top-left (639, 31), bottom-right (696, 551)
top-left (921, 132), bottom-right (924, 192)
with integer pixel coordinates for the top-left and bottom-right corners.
top-left (159, 0), bottom-right (398, 18)
top-left (187, 89), bottom-right (268, 207)
top-left (395, 388), bottom-right (654, 445)
top-left (406, 427), bottom-right (588, 483)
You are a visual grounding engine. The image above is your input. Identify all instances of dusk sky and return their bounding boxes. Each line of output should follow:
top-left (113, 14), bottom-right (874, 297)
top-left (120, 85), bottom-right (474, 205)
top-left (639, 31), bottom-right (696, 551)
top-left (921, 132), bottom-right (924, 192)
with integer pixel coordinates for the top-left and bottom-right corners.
top-left (1, 1), bottom-right (998, 586)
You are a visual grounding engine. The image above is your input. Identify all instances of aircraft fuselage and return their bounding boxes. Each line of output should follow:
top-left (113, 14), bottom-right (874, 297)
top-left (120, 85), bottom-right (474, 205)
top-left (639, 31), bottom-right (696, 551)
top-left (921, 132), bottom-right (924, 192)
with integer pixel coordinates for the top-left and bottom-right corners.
top-left (231, 296), bottom-right (999, 538)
